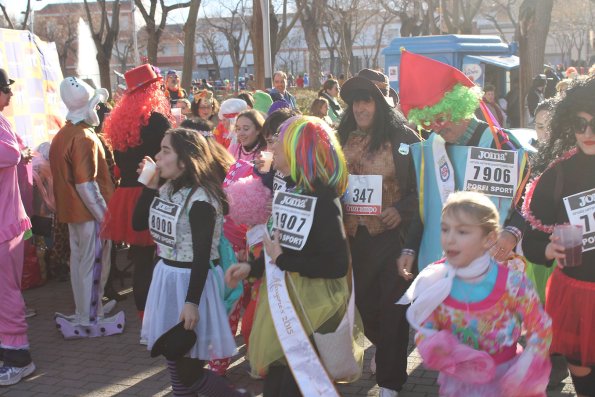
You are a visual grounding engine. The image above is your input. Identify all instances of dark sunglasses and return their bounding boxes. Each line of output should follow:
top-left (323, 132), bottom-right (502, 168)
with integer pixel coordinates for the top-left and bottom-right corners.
top-left (572, 116), bottom-right (595, 134)
top-left (0, 86), bottom-right (12, 94)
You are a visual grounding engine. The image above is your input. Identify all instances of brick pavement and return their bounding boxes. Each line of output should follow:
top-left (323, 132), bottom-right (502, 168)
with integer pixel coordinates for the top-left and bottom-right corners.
top-left (1, 253), bottom-right (577, 397)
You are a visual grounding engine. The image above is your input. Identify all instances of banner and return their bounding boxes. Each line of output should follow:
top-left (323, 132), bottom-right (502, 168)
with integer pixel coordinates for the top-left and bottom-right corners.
top-left (0, 28), bottom-right (66, 149)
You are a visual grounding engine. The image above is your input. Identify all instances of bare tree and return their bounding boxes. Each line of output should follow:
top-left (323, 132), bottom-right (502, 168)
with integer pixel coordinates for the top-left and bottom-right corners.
top-left (517, 0), bottom-right (555, 126)
top-left (296, 0), bottom-right (325, 90)
top-left (270, 0), bottom-right (303, 66)
top-left (0, 0), bottom-right (31, 30)
top-left (328, 0), bottom-right (375, 76)
top-left (205, 1), bottom-right (251, 91)
top-left (134, 0), bottom-right (191, 65)
top-left (481, 0), bottom-right (519, 43)
top-left (34, 8), bottom-right (78, 73)
top-left (380, 0), bottom-right (439, 36)
top-left (83, 0), bottom-right (121, 95)
top-left (251, 0), bottom-right (265, 89)
top-left (321, 18), bottom-right (341, 76)
top-left (113, 36), bottom-right (133, 76)
top-left (441, 0), bottom-right (484, 34)
top-left (182, 0), bottom-right (202, 89)
top-left (199, 28), bottom-right (224, 80)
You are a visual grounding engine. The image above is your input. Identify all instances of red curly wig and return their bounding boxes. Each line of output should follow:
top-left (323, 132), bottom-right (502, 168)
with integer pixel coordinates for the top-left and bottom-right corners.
top-left (104, 81), bottom-right (174, 151)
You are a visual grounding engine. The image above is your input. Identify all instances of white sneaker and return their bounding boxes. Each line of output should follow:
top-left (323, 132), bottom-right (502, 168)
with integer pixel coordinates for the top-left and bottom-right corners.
top-left (379, 387), bottom-right (398, 397)
top-left (0, 362), bottom-right (36, 386)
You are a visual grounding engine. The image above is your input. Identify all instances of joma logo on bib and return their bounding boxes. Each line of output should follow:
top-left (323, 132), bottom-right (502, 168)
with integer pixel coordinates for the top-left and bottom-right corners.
top-left (477, 150), bottom-right (507, 161)
top-left (579, 193), bottom-right (595, 207)
top-left (155, 202), bottom-right (176, 212)
top-left (278, 195), bottom-right (308, 209)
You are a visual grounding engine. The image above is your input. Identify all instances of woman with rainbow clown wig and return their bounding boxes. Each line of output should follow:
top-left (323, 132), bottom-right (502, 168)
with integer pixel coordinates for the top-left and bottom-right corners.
top-left (225, 116), bottom-right (364, 396)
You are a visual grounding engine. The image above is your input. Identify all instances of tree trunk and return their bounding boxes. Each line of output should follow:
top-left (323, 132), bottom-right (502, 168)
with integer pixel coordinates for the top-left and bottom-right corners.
top-left (517, 0), bottom-right (554, 126)
top-left (182, 0), bottom-right (201, 89)
top-left (146, 28), bottom-right (159, 65)
top-left (97, 50), bottom-right (112, 93)
top-left (252, 0), bottom-right (265, 90)
top-left (299, 0), bottom-right (323, 90)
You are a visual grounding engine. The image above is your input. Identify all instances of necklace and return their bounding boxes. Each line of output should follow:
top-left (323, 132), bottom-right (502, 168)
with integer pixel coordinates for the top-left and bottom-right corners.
top-left (239, 142), bottom-right (261, 158)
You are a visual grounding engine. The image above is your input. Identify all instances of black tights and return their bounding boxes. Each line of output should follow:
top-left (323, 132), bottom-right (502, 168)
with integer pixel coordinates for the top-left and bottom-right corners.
top-left (569, 366), bottom-right (595, 396)
top-left (130, 245), bottom-right (156, 311)
top-left (263, 365), bottom-right (301, 397)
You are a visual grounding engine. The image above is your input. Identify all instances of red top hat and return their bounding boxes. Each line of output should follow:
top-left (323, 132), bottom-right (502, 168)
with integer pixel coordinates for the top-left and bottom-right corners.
top-left (399, 50), bottom-right (475, 118)
top-left (124, 64), bottom-right (161, 93)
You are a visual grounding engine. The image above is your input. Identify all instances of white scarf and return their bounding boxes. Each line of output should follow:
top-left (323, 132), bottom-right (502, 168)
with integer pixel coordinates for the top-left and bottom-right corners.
top-left (396, 252), bottom-right (492, 336)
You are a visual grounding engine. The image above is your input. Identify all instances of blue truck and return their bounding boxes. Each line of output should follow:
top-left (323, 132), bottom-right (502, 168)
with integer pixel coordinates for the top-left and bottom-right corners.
top-left (383, 34), bottom-right (519, 94)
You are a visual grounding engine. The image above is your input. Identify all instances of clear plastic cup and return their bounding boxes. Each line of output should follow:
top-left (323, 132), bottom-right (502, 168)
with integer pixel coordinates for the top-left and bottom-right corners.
top-left (138, 162), bottom-right (157, 186)
top-left (260, 151), bottom-right (273, 173)
top-left (171, 107), bottom-right (182, 125)
top-left (553, 224), bottom-right (584, 267)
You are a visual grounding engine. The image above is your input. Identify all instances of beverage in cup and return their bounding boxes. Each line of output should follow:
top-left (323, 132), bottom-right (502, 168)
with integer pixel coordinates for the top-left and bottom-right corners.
top-left (553, 224), bottom-right (583, 267)
top-left (171, 107), bottom-right (183, 125)
top-left (260, 151), bottom-right (273, 173)
top-left (138, 161), bottom-right (157, 186)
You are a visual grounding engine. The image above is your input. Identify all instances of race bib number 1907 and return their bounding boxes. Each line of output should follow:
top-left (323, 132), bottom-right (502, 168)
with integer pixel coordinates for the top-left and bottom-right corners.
top-left (272, 191), bottom-right (317, 250)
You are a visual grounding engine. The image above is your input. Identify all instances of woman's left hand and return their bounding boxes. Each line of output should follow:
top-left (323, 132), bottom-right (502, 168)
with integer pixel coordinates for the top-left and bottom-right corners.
top-left (179, 303), bottom-right (199, 330)
top-left (490, 230), bottom-right (517, 262)
top-left (263, 229), bottom-right (283, 264)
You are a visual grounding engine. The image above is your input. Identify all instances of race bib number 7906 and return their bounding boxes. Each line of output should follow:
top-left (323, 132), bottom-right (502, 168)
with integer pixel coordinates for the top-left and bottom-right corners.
top-left (272, 191), bottom-right (317, 250)
top-left (463, 147), bottom-right (518, 199)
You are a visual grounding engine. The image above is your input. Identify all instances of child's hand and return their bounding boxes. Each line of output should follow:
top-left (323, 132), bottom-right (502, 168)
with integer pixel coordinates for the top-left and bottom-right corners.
top-left (545, 235), bottom-right (566, 266)
top-left (263, 230), bottom-right (283, 264)
top-left (225, 263), bottom-right (251, 289)
top-left (254, 153), bottom-right (265, 172)
top-left (179, 303), bottom-right (199, 330)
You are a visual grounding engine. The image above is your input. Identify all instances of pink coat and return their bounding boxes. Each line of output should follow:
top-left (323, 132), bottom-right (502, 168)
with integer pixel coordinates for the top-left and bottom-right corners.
top-left (0, 113), bottom-right (30, 243)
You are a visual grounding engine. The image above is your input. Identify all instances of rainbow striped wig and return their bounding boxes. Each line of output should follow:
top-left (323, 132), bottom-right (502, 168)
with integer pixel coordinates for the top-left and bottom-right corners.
top-left (278, 116), bottom-right (348, 196)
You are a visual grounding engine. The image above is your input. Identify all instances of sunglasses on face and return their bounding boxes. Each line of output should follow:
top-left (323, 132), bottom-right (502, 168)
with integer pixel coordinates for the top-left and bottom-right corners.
top-left (572, 116), bottom-right (595, 134)
top-left (0, 86), bottom-right (12, 94)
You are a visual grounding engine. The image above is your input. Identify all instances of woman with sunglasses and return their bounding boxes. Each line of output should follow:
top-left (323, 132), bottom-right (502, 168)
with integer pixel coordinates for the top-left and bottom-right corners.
top-left (522, 76), bottom-right (595, 397)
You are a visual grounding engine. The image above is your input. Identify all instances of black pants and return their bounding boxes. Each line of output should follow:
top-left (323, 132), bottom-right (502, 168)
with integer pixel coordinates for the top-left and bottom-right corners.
top-left (130, 245), bottom-right (156, 312)
top-left (350, 226), bottom-right (410, 392)
top-left (263, 365), bottom-right (301, 397)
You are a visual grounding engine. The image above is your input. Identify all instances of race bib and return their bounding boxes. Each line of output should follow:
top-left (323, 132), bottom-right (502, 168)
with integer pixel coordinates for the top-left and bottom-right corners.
top-left (563, 188), bottom-right (595, 252)
top-left (273, 170), bottom-right (287, 192)
top-left (149, 197), bottom-right (181, 249)
top-left (272, 191), bottom-right (317, 250)
top-left (463, 147), bottom-right (518, 199)
top-left (344, 175), bottom-right (383, 215)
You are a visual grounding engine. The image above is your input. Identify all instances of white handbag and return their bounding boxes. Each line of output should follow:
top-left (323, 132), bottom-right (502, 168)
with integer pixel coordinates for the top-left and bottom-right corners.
top-left (290, 276), bottom-right (362, 382)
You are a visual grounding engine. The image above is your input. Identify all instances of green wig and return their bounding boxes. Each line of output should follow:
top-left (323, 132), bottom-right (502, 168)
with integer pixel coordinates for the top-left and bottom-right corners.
top-left (408, 84), bottom-right (483, 128)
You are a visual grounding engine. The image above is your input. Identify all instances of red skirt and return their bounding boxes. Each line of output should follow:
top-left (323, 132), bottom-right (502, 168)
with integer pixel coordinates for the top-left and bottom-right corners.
top-left (101, 186), bottom-right (154, 246)
top-left (545, 268), bottom-right (595, 366)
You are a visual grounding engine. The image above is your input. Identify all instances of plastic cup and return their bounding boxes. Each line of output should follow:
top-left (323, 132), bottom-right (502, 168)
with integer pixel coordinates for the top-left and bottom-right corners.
top-left (138, 162), bottom-right (157, 186)
top-left (171, 107), bottom-right (182, 125)
top-left (553, 224), bottom-right (583, 267)
top-left (260, 151), bottom-right (273, 173)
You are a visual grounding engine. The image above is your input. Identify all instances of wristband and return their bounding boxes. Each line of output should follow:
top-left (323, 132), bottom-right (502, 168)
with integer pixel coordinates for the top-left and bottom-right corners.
top-left (504, 226), bottom-right (522, 244)
top-left (401, 248), bottom-right (416, 257)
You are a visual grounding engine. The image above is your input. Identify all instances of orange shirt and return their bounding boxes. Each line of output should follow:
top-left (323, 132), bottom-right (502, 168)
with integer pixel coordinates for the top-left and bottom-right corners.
top-left (49, 122), bottom-right (114, 223)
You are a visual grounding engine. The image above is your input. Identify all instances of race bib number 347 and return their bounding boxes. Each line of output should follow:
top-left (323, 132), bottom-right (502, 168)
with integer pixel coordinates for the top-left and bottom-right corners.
top-left (463, 147), bottom-right (518, 199)
top-left (272, 191), bottom-right (317, 250)
top-left (344, 175), bottom-right (383, 215)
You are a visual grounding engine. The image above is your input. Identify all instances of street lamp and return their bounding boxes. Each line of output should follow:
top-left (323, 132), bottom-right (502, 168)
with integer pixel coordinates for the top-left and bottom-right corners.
top-left (262, 0), bottom-right (272, 89)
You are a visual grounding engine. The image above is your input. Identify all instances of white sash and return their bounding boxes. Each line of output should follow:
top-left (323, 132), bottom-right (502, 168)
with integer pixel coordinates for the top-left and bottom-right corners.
top-left (265, 252), bottom-right (339, 397)
top-left (432, 134), bottom-right (455, 205)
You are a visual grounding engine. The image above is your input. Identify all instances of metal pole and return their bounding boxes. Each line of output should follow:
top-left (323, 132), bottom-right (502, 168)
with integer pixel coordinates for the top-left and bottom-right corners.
top-left (132, 0), bottom-right (140, 66)
top-left (262, 0), bottom-right (272, 89)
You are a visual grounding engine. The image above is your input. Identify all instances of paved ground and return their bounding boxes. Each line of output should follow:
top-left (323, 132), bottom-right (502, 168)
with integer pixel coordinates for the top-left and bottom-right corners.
top-left (1, 252), bottom-right (577, 397)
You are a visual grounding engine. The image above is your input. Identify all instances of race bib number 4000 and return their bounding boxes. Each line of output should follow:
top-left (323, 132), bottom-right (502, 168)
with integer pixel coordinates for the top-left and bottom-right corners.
top-left (344, 175), bottom-right (383, 215)
top-left (463, 147), bottom-right (518, 199)
top-left (564, 188), bottom-right (595, 252)
top-left (272, 191), bottom-right (317, 250)
top-left (149, 197), bottom-right (181, 249)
